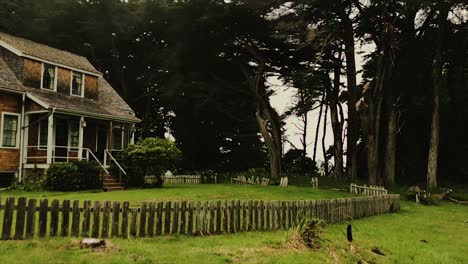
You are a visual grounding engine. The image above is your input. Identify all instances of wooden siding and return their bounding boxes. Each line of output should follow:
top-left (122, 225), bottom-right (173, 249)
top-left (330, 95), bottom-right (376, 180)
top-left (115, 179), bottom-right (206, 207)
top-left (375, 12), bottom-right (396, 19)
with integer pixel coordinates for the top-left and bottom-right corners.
top-left (25, 99), bottom-right (45, 112)
top-left (57, 67), bottom-right (71, 95)
top-left (0, 92), bottom-right (21, 172)
top-left (23, 58), bottom-right (42, 88)
top-left (84, 75), bottom-right (98, 100)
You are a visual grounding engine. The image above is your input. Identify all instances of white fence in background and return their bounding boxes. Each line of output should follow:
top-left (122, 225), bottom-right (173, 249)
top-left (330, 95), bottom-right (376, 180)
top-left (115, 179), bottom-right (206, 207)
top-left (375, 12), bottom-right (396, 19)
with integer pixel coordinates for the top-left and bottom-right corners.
top-left (231, 176), bottom-right (270, 186)
top-left (350, 183), bottom-right (388, 196)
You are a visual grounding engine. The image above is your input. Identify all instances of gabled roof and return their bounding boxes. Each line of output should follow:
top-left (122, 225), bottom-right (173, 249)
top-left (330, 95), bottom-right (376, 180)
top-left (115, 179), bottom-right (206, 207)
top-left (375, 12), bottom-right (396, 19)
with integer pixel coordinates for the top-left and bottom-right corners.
top-left (0, 57), bottom-right (24, 92)
top-left (0, 32), bottom-right (101, 75)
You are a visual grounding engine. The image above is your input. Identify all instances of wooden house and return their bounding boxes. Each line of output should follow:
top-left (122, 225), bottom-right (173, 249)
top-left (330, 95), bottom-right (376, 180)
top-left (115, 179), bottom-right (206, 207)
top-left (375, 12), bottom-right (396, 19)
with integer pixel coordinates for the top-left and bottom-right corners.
top-left (0, 32), bottom-right (140, 189)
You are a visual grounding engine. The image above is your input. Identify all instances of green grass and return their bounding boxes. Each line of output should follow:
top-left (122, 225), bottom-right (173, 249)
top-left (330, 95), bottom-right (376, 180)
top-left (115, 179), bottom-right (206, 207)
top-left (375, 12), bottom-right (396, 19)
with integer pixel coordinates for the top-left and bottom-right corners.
top-left (0, 184), bottom-right (354, 206)
top-left (0, 200), bottom-right (466, 263)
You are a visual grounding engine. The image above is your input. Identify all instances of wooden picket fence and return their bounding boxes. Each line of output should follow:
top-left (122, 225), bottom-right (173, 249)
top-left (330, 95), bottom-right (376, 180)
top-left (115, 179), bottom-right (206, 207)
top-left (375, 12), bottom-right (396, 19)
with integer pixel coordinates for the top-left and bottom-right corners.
top-left (163, 175), bottom-right (202, 184)
top-left (350, 183), bottom-right (388, 196)
top-left (0, 195), bottom-right (400, 240)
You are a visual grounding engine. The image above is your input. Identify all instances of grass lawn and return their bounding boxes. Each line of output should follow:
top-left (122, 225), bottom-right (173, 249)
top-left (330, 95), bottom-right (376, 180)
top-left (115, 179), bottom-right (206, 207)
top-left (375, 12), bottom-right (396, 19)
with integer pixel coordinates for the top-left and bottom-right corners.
top-left (0, 194), bottom-right (466, 263)
top-left (0, 184), bottom-right (355, 207)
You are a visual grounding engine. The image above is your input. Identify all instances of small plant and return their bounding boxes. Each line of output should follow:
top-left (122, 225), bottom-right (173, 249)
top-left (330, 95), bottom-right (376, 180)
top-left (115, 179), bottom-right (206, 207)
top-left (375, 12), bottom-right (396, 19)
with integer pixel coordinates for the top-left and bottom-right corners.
top-left (285, 218), bottom-right (326, 250)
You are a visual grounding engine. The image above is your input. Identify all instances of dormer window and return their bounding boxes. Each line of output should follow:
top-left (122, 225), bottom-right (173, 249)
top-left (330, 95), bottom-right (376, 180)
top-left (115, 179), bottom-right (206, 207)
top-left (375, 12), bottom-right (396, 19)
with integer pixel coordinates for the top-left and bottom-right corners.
top-left (41, 63), bottom-right (56, 90)
top-left (71, 71), bottom-right (84, 97)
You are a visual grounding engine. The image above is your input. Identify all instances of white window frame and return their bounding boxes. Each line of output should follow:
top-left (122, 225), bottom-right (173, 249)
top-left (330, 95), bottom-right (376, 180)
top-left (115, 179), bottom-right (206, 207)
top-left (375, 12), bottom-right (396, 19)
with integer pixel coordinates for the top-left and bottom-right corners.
top-left (37, 118), bottom-right (48, 150)
top-left (67, 120), bottom-right (80, 152)
top-left (70, 71), bottom-right (85, 97)
top-left (112, 125), bottom-right (124, 151)
top-left (40, 63), bottom-right (58, 91)
top-left (0, 112), bottom-right (21, 149)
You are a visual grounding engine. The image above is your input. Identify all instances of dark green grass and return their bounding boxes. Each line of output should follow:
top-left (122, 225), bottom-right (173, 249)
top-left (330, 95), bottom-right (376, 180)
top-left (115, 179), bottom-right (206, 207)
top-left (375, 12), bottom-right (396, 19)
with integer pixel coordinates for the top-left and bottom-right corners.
top-left (0, 184), bottom-right (354, 207)
top-left (0, 200), bottom-right (466, 263)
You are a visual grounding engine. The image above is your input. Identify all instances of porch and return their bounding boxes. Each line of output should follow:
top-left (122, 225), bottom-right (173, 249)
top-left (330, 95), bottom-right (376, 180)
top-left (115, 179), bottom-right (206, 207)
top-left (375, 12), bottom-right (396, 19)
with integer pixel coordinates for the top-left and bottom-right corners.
top-left (21, 111), bottom-right (134, 179)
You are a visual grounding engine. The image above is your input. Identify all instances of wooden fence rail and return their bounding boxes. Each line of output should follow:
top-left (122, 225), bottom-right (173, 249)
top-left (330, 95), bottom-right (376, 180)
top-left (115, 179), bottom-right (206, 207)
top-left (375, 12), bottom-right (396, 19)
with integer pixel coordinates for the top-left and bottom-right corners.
top-left (350, 183), bottom-right (388, 196)
top-left (0, 195), bottom-right (399, 240)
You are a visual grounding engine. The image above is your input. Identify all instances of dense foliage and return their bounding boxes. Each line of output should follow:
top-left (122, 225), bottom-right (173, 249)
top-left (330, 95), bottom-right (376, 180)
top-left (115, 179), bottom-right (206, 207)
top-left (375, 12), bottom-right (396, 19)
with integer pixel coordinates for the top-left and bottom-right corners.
top-left (118, 137), bottom-right (182, 187)
top-left (1, 0), bottom-right (466, 188)
top-left (46, 161), bottom-right (101, 191)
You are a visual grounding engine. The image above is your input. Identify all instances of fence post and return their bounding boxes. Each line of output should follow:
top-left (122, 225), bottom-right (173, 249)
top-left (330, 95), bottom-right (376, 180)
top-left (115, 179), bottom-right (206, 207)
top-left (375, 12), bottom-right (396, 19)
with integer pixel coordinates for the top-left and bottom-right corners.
top-left (25, 199), bottom-right (37, 239)
top-left (2, 197), bottom-right (15, 240)
top-left (14, 197), bottom-right (27, 240)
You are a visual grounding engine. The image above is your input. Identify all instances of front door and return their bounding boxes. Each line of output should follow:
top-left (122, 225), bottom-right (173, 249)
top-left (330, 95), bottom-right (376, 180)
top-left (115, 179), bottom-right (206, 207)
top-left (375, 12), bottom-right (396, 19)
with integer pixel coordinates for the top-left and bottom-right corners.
top-left (55, 119), bottom-right (68, 162)
top-left (96, 127), bottom-right (108, 162)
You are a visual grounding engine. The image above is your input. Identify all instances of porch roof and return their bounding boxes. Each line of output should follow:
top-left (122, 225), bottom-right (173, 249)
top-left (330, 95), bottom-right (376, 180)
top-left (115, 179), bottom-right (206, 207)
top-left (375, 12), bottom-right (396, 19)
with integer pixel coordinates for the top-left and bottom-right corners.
top-left (24, 78), bottom-right (140, 122)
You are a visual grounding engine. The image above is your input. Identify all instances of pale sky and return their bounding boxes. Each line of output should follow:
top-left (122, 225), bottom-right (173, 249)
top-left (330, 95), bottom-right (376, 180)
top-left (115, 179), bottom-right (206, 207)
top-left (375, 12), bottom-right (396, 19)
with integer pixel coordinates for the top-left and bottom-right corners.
top-left (269, 42), bottom-right (373, 164)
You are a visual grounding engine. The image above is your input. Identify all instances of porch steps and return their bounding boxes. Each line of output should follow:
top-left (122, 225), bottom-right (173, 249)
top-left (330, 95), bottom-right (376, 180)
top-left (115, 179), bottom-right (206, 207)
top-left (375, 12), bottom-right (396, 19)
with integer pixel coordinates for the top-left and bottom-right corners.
top-left (102, 174), bottom-right (125, 191)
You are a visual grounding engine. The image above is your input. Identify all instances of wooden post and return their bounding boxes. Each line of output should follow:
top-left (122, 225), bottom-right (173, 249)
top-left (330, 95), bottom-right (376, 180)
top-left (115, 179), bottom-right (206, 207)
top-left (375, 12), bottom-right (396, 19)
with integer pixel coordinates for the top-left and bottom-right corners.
top-left (121, 201), bottom-right (129, 238)
top-left (179, 201), bottom-right (187, 235)
top-left (147, 202), bottom-right (156, 237)
top-left (46, 113), bottom-right (54, 164)
top-left (38, 199), bottom-right (48, 238)
top-left (78, 116), bottom-right (84, 160)
top-left (2, 197), bottom-right (15, 240)
top-left (82, 200), bottom-right (91, 238)
top-left (102, 201), bottom-right (111, 238)
top-left (111, 201), bottom-right (120, 237)
top-left (61, 200), bottom-right (70, 237)
top-left (172, 202), bottom-right (179, 235)
top-left (164, 201), bottom-right (172, 235)
top-left (130, 209), bottom-right (138, 237)
top-left (50, 199), bottom-right (59, 237)
top-left (92, 201), bottom-right (101, 238)
top-left (187, 201), bottom-right (194, 235)
top-left (156, 202), bottom-right (163, 236)
top-left (216, 200), bottom-right (222, 234)
top-left (140, 202), bottom-right (148, 237)
top-left (25, 199), bottom-right (37, 239)
top-left (71, 200), bottom-right (80, 237)
top-left (15, 197), bottom-right (27, 240)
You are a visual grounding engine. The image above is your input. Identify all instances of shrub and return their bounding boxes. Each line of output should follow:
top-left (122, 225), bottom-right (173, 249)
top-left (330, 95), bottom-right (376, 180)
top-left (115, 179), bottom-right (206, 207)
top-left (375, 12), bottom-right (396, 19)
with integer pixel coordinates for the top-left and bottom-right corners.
top-left (118, 137), bottom-right (182, 188)
top-left (46, 162), bottom-right (79, 191)
top-left (46, 160), bottom-right (101, 191)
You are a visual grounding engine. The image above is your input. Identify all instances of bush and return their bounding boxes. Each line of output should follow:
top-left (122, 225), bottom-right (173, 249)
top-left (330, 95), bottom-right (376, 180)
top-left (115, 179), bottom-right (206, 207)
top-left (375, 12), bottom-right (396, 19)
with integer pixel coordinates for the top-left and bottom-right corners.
top-left (118, 137), bottom-right (182, 188)
top-left (46, 160), bottom-right (101, 191)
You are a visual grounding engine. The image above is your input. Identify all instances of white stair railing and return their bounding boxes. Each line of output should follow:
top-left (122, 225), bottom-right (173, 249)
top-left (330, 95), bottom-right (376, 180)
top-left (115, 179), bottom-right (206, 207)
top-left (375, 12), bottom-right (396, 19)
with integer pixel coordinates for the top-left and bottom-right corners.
top-left (105, 149), bottom-right (127, 183)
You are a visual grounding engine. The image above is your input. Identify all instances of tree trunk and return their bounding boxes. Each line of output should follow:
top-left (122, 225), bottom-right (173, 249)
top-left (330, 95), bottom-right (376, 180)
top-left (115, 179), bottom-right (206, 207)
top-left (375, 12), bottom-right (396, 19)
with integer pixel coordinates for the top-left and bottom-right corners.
top-left (322, 103), bottom-right (329, 176)
top-left (426, 1), bottom-right (448, 189)
top-left (313, 91), bottom-right (325, 164)
top-left (343, 16), bottom-right (359, 182)
top-left (384, 106), bottom-right (397, 185)
top-left (329, 66), bottom-right (344, 178)
top-left (301, 113), bottom-right (308, 173)
top-left (241, 56), bottom-right (282, 181)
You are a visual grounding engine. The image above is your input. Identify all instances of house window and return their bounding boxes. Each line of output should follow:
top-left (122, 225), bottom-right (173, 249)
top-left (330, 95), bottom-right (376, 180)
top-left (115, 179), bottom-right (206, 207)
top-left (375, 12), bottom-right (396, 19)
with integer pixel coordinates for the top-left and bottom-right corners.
top-left (68, 120), bottom-right (79, 150)
top-left (112, 126), bottom-right (123, 150)
top-left (71, 72), bottom-right (84, 96)
top-left (41, 63), bottom-right (56, 90)
top-left (1, 113), bottom-right (20, 148)
top-left (38, 118), bottom-right (48, 149)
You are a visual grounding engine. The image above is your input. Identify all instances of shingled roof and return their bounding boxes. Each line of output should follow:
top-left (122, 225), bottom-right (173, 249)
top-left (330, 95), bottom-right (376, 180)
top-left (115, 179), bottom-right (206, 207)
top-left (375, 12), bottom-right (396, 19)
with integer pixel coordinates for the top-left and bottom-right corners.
top-left (0, 57), bottom-right (24, 92)
top-left (21, 77), bottom-right (139, 122)
top-left (0, 33), bottom-right (139, 123)
top-left (0, 32), bottom-right (101, 74)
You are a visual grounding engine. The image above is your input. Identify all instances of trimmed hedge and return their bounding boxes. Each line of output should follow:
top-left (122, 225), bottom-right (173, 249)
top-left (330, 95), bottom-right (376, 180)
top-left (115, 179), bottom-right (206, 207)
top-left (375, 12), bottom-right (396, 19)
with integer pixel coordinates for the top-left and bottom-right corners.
top-left (46, 160), bottom-right (102, 191)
